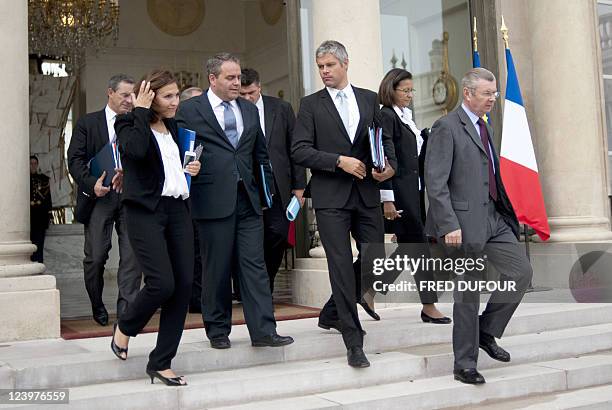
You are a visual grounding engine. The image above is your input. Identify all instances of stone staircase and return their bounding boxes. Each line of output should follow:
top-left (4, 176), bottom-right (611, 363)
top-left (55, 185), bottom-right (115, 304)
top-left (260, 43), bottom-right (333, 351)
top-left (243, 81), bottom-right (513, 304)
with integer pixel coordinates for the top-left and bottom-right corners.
top-left (1, 303), bottom-right (612, 409)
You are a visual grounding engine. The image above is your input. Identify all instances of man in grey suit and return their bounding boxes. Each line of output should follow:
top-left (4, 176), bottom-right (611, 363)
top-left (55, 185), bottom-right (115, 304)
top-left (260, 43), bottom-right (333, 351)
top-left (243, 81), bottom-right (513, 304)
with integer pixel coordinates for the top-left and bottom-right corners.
top-left (425, 68), bottom-right (533, 385)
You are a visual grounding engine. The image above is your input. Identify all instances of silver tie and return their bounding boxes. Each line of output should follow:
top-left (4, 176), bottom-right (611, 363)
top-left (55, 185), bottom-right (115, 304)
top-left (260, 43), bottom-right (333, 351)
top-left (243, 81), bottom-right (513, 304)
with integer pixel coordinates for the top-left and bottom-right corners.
top-left (336, 91), bottom-right (350, 135)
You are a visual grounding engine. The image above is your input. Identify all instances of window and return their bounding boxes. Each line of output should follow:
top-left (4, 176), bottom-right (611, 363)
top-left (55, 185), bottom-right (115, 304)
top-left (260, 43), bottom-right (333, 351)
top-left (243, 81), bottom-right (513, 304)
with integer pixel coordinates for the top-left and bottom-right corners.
top-left (379, 0), bottom-right (471, 128)
top-left (598, 0), bottom-right (612, 193)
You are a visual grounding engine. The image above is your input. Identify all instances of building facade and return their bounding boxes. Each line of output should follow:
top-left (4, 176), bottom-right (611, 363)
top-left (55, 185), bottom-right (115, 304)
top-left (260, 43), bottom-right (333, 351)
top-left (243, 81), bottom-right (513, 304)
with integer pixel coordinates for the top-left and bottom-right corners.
top-left (1, 0), bottom-right (611, 342)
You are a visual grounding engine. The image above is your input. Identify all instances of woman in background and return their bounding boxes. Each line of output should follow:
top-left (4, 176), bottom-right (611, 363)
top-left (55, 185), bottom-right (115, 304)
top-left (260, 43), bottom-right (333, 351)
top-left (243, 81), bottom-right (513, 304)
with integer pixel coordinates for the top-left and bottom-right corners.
top-left (111, 69), bottom-right (200, 386)
top-left (377, 68), bottom-right (451, 324)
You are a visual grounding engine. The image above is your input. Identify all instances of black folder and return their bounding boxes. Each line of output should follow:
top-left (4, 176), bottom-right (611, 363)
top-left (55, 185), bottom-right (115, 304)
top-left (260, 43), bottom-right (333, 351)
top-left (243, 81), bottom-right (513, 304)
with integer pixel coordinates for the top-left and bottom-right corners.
top-left (89, 143), bottom-right (117, 187)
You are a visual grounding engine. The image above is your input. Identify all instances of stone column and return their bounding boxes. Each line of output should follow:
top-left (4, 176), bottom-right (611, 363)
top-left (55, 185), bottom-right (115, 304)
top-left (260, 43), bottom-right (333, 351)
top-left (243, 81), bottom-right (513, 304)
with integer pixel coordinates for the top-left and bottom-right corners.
top-left (0, 1), bottom-right (60, 341)
top-left (310, 0), bottom-right (384, 91)
top-left (306, 0), bottom-right (383, 259)
top-left (528, 0), bottom-right (612, 241)
top-left (292, 1), bottom-right (383, 306)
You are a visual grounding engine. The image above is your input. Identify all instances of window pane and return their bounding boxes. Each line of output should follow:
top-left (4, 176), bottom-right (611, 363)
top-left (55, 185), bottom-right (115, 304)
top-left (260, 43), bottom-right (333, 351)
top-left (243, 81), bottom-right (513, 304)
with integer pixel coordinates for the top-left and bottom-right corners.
top-left (599, 3), bottom-right (612, 76)
top-left (379, 0), bottom-right (471, 128)
top-left (604, 78), bottom-right (612, 193)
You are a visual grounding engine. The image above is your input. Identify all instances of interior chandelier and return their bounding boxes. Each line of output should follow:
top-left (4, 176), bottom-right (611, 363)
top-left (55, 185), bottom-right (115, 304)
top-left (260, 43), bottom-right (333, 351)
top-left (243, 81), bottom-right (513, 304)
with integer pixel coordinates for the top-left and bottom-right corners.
top-left (28, 0), bottom-right (120, 73)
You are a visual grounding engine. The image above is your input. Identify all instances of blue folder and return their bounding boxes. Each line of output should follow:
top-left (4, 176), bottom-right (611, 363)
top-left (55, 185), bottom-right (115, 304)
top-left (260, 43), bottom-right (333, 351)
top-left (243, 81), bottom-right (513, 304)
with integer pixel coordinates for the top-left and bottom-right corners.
top-left (259, 163), bottom-right (273, 208)
top-left (286, 195), bottom-right (301, 221)
top-left (178, 127), bottom-right (196, 189)
top-left (368, 126), bottom-right (385, 172)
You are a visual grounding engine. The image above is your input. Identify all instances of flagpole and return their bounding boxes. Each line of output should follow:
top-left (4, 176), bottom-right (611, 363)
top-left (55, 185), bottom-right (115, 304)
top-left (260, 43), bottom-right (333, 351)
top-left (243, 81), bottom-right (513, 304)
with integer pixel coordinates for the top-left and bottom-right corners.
top-left (473, 16), bottom-right (478, 53)
top-left (500, 15), bottom-right (509, 49)
top-left (500, 15), bottom-right (532, 266)
top-left (500, 16), bottom-right (549, 293)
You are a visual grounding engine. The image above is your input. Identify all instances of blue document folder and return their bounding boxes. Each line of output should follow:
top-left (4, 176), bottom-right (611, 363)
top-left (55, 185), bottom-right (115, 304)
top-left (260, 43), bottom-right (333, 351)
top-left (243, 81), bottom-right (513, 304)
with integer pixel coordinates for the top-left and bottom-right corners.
top-left (368, 126), bottom-right (385, 172)
top-left (259, 164), bottom-right (273, 208)
top-left (178, 127), bottom-right (196, 189)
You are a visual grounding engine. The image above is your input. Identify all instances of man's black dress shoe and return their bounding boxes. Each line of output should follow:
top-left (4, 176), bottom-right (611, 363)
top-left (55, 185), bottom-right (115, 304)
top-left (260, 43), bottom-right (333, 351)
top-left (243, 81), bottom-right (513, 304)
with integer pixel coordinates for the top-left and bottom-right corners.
top-left (347, 347), bottom-right (370, 368)
top-left (210, 337), bottom-right (231, 349)
top-left (454, 368), bottom-right (485, 384)
top-left (479, 332), bottom-right (511, 362)
top-left (358, 300), bottom-right (380, 321)
top-left (318, 319), bottom-right (367, 336)
top-left (92, 306), bottom-right (109, 326)
top-left (251, 333), bottom-right (294, 347)
top-left (420, 311), bottom-right (452, 324)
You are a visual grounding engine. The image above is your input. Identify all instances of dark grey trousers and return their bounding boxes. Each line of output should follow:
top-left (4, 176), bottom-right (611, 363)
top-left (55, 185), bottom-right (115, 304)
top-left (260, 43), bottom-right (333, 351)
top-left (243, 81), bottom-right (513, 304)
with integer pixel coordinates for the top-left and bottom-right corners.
top-left (83, 190), bottom-right (141, 317)
top-left (452, 201), bottom-right (533, 370)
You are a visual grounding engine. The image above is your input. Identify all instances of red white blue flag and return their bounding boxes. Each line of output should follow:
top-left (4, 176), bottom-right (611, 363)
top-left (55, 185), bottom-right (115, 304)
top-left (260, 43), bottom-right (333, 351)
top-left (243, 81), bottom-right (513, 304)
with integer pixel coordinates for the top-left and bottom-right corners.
top-left (500, 48), bottom-right (550, 241)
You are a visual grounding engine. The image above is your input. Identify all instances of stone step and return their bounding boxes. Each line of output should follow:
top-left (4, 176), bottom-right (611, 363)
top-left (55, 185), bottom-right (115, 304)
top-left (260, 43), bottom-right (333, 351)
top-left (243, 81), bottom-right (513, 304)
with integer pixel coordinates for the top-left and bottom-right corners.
top-left (210, 354), bottom-right (612, 410)
top-left (8, 342), bottom-right (612, 410)
top-left (2, 303), bottom-right (611, 391)
top-left (460, 383), bottom-right (612, 409)
top-left (4, 321), bottom-right (612, 409)
top-left (294, 257), bottom-right (330, 270)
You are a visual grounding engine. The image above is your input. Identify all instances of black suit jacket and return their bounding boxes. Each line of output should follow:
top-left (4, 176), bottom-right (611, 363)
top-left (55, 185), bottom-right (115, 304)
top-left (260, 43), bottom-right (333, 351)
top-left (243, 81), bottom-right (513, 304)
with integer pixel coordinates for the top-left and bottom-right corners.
top-left (379, 106), bottom-right (424, 237)
top-left (175, 90), bottom-right (273, 219)
top-left (67, 109), bottom-right (111, 223)
top-left (114, 108), bottom-right (186, 211)
top-left (291, 86), bottom-right (397, 209)
top-left (261, 95), bottom-right (307, 209)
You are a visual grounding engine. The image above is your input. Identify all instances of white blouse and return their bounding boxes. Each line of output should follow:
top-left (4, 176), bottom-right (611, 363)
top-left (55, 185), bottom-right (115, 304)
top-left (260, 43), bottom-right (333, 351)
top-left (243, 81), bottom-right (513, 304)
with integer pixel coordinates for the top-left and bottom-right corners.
top-left (392, 105), bottom-right (424, 155)
top-left (151, 128), bottom-right (189, 200)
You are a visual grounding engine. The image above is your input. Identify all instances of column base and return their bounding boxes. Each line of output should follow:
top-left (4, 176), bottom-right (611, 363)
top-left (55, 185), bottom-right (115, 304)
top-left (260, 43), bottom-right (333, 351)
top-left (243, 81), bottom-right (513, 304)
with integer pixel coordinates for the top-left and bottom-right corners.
top-left (546, 216), bottom-right (612, 242)
top-left (291, 258), bottom-right (331, 308)
top-left (0, 275), bottom-right (60, 342)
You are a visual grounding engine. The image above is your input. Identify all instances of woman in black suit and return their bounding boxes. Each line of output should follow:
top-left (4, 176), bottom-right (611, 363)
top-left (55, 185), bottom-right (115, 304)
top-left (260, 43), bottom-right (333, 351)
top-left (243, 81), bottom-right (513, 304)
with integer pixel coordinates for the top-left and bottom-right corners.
top-left (110, 69), bottom-right (201, 386)
top-left (377, 68), bottom-right (450, 324)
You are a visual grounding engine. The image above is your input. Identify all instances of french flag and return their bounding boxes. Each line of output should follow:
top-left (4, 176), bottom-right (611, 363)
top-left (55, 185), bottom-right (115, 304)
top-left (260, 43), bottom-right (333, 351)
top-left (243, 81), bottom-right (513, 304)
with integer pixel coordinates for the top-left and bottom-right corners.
top-left (500, 47), bottom-right (550, 241)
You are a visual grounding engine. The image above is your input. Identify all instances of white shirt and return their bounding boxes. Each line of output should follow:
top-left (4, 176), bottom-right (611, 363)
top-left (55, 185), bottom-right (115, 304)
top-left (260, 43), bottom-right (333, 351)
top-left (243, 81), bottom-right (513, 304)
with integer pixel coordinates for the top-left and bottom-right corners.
top-left (380, 105), bottom-right (427, 202)
top-left (326, 84), bottom-right (360, 143)
top-left (255, 95), bottom-right (265, 136)
top-left (105, 105), bottom-right (120, 168)
top-left (151, 128), bottom-right (190, 200)
top-left (461, 103), bottom-right (496, 173)
top-left (392, 105), bottom-right (423, 155)
top-left (208, 89), bottom-right (244, 139)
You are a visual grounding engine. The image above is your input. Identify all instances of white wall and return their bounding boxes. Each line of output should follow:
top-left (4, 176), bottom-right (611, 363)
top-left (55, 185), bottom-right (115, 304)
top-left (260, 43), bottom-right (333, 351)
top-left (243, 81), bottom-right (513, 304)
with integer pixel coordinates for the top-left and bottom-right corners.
top-left (82, 0), bottom-right (251, 111)
top-left (243, 1), bottom-right (290, 100)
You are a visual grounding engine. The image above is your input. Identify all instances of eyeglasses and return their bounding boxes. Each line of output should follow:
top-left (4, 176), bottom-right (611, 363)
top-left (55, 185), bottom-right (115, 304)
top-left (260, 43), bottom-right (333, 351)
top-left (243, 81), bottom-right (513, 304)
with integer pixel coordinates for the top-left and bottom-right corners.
top-left (395, 88), bottom-right (416, 95)
top-left (470, 89), bottom-right (500, 99)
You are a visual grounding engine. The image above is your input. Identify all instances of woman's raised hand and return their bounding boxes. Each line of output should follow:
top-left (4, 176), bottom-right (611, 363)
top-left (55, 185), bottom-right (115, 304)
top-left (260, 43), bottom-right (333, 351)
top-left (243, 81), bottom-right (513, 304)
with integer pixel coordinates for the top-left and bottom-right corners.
top-left (132, 81), bottom-right (155, 109)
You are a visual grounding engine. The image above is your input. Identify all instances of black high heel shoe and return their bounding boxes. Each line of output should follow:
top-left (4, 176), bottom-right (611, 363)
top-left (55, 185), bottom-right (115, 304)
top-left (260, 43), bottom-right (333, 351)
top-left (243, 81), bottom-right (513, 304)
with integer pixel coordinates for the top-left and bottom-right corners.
top-left (420, 310), bottom-right (452, 324)
top-left (146, 369), bottom-right (187, 386)
top-left (358, 300), bottom-right (381, 321)
top-left (110, 323), bottom-right (128, 360)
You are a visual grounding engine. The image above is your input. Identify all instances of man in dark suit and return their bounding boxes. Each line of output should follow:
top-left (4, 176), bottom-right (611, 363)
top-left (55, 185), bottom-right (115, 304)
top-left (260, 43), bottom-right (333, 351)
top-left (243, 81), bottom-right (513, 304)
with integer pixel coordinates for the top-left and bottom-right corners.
top-left (292, 40), bottom-right (396, 367)
top-left (239, 68), bottom-right (307, 293)
top-left (176, 53), bottom-right (293, 349)
top-left (425, 67), bottom-right (533, 385)
top-left (67, 74), bottom-right (141, 326)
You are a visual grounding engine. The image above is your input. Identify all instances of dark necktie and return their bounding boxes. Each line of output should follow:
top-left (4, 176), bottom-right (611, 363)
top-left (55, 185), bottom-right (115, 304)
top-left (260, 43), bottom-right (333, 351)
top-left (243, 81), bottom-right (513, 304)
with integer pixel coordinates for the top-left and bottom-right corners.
top-left (477, 118), bottom-right (498, 201)
top-left (222, 101), bottom-right (239, 148)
